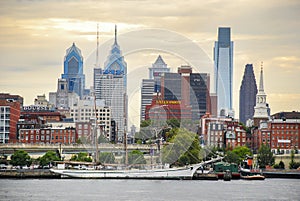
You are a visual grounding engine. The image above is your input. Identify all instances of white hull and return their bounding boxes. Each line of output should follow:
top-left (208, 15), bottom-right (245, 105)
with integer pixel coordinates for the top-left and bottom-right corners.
top-left (50, 158), bottom-right (223, 179)
top-left (51, 164), bottom-right (201, 179)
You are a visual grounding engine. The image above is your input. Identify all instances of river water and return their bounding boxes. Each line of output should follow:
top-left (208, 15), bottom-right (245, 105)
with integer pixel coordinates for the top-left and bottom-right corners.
top-left (0, 179), bottom-right (299, 201)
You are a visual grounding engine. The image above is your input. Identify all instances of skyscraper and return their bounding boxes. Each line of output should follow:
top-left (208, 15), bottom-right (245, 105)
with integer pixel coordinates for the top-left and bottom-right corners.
top-left (140, 55), bottom-right (170, 122)
top-left (214, 27), bottom-right (234, 116)
top-left (148, 55), bottom-right (170, 92)
top-left (161, 65), bottom-right (210, 121)
top-left (61, 43), bottom-right (85, 98)
top-left (95, 25), bottom-right (127, 141)
top-left (140, 79), bottom-right (155, 121)
top-left (239, 64), bottom-right (258, 124)
top-left (253, 64), bottom-right (270, 127)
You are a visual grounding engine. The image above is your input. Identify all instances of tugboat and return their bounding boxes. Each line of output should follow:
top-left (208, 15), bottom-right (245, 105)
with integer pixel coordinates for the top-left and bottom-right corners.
top-left (240, 156), bottom-right (265, 180)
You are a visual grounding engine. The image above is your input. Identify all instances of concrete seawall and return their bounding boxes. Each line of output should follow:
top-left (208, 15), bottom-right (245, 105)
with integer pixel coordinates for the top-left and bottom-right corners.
top-left (0, 169), bottom-right (60, 179)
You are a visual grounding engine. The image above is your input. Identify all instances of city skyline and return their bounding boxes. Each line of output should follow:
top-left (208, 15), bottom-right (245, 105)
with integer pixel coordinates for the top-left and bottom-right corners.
top-left (0, 0), bottom-right (299, 127)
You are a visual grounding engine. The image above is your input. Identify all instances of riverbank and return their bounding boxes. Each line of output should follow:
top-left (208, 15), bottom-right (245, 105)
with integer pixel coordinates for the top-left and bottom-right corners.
top-left (1, 169), bottom-right (300, 179)
top-left (262, 169), bottom-right (300, 179)
top-left (0, 169), bottom-right (60, 179)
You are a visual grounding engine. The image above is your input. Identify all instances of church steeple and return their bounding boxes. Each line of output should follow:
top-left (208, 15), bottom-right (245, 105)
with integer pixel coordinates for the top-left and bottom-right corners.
top-left (253, 61), bottom-right (269, 126)
top-left (259, 62), bottom-right (264, 92)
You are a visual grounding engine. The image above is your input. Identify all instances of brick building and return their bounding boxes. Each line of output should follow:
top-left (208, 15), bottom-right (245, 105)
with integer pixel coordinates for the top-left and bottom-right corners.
top-left (0, 99), bottom-right (21, 143)
top-left (199, 113), bottom-right (247, 149)
top-left (19, 126), bottom-right (77, 144)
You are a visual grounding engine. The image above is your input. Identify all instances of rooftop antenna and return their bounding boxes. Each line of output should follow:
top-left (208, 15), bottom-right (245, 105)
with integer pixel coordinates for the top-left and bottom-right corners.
top-left (114, 24), bottom-right (117, 45)
top-left (95, 23), bottom-right (99, 68)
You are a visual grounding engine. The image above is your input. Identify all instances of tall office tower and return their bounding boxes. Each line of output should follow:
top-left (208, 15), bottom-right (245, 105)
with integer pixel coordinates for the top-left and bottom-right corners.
top-left (96, 25), bottom-right (127, 141)
top-left (214, 27), bottom-right (234, 117)
top-left (140, 55), bottom-right (170, 122)
top-left (161, 65), bottom-right (210, 121)
top-left (0, 99), bottom-right (21, 143)
top-left (148, 55), bottom-right (170, 92)
top-left (253, 64), bottom-right (270, 127)
top-left (140, 79), bottom-right (155, 121)
top-left (61, 42), bottom-right (85, 98)
top-left (94, 68), bottom-right (102, 99)
top-left (239, 64), bottom-right (258, 124)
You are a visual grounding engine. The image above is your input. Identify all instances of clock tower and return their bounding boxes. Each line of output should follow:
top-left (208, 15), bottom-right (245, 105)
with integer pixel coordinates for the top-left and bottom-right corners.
top-left (253, 62), bottom-right (270, 127)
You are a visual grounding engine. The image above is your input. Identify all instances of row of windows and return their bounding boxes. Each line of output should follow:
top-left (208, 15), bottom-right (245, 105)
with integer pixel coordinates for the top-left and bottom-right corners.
top-left (71, 109), bottom-right (110, 113)
top-left (272, 125), bottom-right (299, 129)
top-left (20, 135), bottom-right (75, 141)
top-left (272, 131), bottom-right (299, 134)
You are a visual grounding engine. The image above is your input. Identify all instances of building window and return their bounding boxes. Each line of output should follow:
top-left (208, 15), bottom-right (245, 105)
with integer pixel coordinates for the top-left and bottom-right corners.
top-left (36, 135), bottom-right (39, 140)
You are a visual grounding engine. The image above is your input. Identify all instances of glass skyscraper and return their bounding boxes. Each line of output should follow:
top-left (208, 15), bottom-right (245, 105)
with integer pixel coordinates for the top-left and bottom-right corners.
top-left (239, 64), bottom-right (257, 124)
top-left (214, 27), bottom-right (233, 116)
top-left (61, 43), bottom-right (85, 98)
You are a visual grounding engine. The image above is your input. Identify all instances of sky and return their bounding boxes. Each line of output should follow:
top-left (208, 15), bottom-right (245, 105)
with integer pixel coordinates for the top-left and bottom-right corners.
top-left (0, 0), bottom-right (300, 128)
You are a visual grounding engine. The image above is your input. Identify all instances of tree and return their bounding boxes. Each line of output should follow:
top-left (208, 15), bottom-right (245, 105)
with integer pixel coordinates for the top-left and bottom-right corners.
top-left (99, 152), bottom-right (115, 164)
top-left (289, 150), bottom-right (300, 169)
top-left (166, 118), bottom-right (180, 128)
top-left (10, 150), bottom-right (32, 167)
top-left (39, 151), bottom-right (61, 167)
top-left (124, 150), bottom-right (146, 165)
top-left (70, 152), bottom-right (92, 162)
top-left (162, 128), bottom-right (200, 166)
top-left (257, 144), bottom-right (275, 168)
top-left (224, 151), bottom-right (240, 164)
top-left (140, 119), bottom-right (151, 127)
top-left (231, 146), bottom-right (252, 164)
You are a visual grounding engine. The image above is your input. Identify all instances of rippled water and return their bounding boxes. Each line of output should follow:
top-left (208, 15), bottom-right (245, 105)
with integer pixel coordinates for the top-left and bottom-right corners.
top-left (0, 179), bottom-right (299, 201)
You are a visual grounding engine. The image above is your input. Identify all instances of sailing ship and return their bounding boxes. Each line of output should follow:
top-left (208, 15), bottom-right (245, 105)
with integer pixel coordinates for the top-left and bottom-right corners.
top-left (50, 158), bottom-right (223, 179)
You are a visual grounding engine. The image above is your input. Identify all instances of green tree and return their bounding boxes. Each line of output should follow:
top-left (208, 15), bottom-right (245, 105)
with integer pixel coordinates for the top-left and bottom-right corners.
top-left (231, 146), bottom-right (252, 164)
top-left (166, 118), bottom-right (180, 128)
top-left (257, 144), bottom-right (275, 168)
top-left (124, 150), bottom-right (146, 165)
top-left (99, 152), bottom-right (115, 164)
top-left (140, 119), bottom-right (151, 127)
top-left (224, 151), bottom-right (240, 164)
top-left (39, 151), bottom-right (60, 167)
top-left (162, 128), bottom-right (200, 166)
top-left (70, 152), bottom-right (92, 162)
top-left (10, 150), bottom-right (32, 167)
top-left (289, 150), bottom-right (300, 169)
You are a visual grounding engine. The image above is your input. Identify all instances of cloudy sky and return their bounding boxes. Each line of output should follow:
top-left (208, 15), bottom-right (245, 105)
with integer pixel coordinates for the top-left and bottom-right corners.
top-left (1, 0), bottom-right (299, 127)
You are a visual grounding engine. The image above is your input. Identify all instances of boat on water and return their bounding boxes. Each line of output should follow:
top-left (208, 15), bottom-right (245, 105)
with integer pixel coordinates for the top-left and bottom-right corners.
top-left (239, 156), bottom-right (265, 180)
top-left (240, 167), bottom-right (265, 180)
top-left (50, 158), bottom-right (223, 180)
top-left (213, 161), bottom-right (240, 179)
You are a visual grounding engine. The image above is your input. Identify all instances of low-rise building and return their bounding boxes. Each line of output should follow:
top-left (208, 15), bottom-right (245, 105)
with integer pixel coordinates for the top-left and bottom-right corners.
top-left (0, 99), bottom-right (21, 143)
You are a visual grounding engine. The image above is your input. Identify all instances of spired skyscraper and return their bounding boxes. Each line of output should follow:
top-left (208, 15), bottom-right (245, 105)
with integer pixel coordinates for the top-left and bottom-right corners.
top-left (61, 43), bottom-right (85, 98)
top-left (94, 25), bottom-right (127, 142)
top-left (239, 64), bottom-right (258, 124)
top-left (214, 27), bottom-right (234, 117)
top-left (140, 55), bottom-right (170, 122)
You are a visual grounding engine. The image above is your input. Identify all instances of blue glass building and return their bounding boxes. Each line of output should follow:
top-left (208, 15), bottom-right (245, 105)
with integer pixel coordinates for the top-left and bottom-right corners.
top-left (214, 27), bottom-right (234, 116)
top-left (103, 25), bottom-right (127, 87)
top-left (61, 43), bottom-right (85, 98)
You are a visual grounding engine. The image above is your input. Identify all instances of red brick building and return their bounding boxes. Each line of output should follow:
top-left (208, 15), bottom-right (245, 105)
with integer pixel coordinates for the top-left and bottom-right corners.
top-left (145, 98), bottom-right (192, 121)
top-left (19, 127), bottom-right (77, 144)
top-left (0, 99), bottom-right (21, 143)
top-left (199, 113), bottom-right (247, 149)
top-left (252, 119), bottom-right (300, 154)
